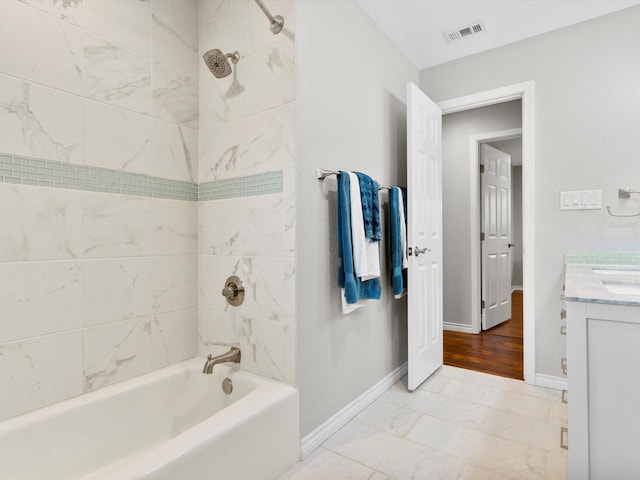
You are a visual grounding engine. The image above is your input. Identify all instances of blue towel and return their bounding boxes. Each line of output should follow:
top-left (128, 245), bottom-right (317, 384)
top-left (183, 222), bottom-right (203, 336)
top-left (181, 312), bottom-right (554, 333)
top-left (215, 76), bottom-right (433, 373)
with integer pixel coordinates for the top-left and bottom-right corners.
top-left (355, 172), bottom-right (382, 241)
top-left (388, 187), bottom-right (403, 296)
top-left (337, 172), bottom-right (381, 304)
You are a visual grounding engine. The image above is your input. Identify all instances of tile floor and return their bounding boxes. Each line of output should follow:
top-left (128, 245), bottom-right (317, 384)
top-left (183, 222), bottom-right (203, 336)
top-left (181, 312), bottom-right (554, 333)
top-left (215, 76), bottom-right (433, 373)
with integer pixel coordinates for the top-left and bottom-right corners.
top-left (280, 365), bottom-right (567, 480)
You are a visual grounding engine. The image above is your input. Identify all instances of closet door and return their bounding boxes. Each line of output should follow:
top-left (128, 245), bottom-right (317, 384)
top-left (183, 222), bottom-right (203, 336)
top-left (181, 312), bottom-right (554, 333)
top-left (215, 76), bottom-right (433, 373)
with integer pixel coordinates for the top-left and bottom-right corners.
top-left (406, 82), bottom-right (443, 391)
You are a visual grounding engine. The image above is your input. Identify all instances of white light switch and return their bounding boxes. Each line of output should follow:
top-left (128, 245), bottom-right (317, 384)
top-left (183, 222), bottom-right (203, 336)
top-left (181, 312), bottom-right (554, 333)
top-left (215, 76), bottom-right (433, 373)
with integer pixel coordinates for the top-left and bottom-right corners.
top-left (560, 190), bottom-right (602, 210)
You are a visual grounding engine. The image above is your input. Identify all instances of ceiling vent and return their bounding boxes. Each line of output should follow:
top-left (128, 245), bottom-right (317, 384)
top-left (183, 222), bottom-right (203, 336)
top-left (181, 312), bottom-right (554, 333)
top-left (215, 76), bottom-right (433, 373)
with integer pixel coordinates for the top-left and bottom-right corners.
top-left (444, 20), bottom-right (487, 43)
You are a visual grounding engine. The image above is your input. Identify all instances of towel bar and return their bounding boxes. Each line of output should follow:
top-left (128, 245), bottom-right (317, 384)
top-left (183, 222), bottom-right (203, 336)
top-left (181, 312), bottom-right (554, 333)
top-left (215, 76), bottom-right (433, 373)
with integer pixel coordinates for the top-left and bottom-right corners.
top-left (316, 168), bottom-right (392, 190)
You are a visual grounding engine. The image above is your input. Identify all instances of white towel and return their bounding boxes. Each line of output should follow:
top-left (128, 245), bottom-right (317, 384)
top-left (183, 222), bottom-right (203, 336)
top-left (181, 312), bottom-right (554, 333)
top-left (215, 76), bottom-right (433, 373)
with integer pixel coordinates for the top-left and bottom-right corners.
top-left (398, 188), bottom-right (408, 269)
top-left (348, 172), bottom-right (381, 281)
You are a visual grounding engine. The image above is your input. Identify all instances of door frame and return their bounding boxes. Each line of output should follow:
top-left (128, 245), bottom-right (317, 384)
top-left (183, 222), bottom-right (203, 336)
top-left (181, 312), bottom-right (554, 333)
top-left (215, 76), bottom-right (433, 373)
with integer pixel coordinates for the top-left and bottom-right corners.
top-left (475, 129), bottom-right (522, 332)
top-left (438, 81), bottom-right (535, 384)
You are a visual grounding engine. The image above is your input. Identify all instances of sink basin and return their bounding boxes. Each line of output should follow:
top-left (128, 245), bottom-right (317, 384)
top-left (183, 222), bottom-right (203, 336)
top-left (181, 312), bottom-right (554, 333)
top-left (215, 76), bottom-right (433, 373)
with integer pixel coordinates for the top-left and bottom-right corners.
top-left (603, 281), bottom-right (640, 295)
top-left (593, 268), bottom-right (640, 276)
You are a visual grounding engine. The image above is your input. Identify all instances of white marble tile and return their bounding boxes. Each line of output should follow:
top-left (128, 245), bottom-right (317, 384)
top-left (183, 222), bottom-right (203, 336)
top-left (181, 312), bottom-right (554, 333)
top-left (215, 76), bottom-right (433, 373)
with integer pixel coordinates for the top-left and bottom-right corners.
top-left (0, 184), bottom-right (82, 261)
top-left (150, 120), bottom-right (197, 183)
top-left (0, 330), bottom-right (83, 422)
top-left (19, 0), bottom-right (84, 24)
top-left (83, 0), bottom-right (152, 54)
top-left (406, 414), bottom-right (548, 479)
top-left (150, 198), bottom-right (197, 255)
top-left (82, 257), bottom-right (152, 327)
top-left (83, 317), bottom-right (152, 392)
top-left (83, 32), bottom-right (151, 114)
top-left (481, 408), bottom-right (559, 453)
top-left (84, 100), bottom-right (150, 174)
top-left (284, 191), bottom-right (296, 257)
top-left (152, 0), bottom-right (198, 73)
top-left (283, 166), bottom-right (295, 193)
top-left (282, 322), bottom-right (296, 386)
top-left (0, 1), bottom-right (83, 94)
top-left (199, 104), bottom-right (294, 182)
top-left (151, 309), bottom-right (198, 369)
top-left (152, 62), bottom-right (198, 129)
top-left (82, 192), bottom-right (152, 258)
top-left (198, 309), bottom-right (286, 381)
top-left (354, 399), bottom-right (421, 437)
top-left (278, 447), bottom-right (374, 480)
top-left (198, 308), bottom-right (237, 358)
top-left (199, 193), bottom-right (284, 256)
top-left (380, 383), bottom-right (490, 429)
top-left (0, 75), bottom-right (83, 163)
top-left (198, 255), bottom-right (291, 321)
top-left (0, 260), bottom-right (82, 343)
top-left (152, 255), bottom-right (197, 314)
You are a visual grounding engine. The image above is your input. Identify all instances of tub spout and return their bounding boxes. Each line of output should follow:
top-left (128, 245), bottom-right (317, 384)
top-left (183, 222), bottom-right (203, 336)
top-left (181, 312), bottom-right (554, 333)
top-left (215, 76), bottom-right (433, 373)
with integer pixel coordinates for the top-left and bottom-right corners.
top-left (202, 347), bottom-right (241, 374)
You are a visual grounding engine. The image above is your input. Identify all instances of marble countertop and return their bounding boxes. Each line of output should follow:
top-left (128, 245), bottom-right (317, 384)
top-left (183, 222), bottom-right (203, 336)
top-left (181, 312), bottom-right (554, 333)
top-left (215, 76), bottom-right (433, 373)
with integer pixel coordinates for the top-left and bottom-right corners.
top-left (565, 264), bottom-right (640, 306)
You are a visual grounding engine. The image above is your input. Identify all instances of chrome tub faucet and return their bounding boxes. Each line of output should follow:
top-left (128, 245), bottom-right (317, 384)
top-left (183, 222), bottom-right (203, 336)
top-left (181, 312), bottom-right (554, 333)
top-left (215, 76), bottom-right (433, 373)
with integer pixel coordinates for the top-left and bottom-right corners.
top-left (202, 347), bottom-right (241, 374)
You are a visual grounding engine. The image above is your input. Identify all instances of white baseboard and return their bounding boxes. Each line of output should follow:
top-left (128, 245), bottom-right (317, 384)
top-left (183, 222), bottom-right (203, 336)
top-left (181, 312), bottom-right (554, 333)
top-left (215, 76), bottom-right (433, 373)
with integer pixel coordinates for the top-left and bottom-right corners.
top-left (443, 322), bottom-right (476, 333)
top-left (535, 373), bottom-right (567, 391)
top-left (511, 285), bottom-right (523, 292)
top-left (300, 361), bottom-right (408, 459)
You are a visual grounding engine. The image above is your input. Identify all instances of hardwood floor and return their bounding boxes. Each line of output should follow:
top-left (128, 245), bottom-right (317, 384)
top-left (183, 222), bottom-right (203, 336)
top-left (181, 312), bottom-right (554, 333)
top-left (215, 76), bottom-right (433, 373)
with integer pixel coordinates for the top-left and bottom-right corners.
top-left (443, 290), bottom-right (523, 380)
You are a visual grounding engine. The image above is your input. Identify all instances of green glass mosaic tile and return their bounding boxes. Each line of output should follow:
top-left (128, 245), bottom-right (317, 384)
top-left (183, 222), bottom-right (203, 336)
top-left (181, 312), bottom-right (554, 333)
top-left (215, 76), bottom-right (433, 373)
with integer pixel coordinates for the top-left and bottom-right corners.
top-left (0, 153), bottom-right (284, 202)
top-left (565, 251), bottom-right (640, 267)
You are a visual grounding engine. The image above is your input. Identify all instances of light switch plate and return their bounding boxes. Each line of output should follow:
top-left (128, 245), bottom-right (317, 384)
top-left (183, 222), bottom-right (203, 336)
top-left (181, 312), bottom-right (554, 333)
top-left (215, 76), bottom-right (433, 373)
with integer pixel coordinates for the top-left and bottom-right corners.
top-left (560, 190), bottom-right (601, 210)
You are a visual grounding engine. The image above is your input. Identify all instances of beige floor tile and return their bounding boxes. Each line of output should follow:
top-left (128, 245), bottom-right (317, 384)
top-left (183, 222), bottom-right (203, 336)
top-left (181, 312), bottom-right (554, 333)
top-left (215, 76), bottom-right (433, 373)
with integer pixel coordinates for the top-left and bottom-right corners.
top-left (380, 384), bottom-right (490, 429)
top-left (354, 398), bottom-right (421, 437)
top-left (481, 408), bottom-right (560, 452)
top-left (278, 447), bottom-right (374, 480)
top-left (407, 414), bottom-right (548, 479)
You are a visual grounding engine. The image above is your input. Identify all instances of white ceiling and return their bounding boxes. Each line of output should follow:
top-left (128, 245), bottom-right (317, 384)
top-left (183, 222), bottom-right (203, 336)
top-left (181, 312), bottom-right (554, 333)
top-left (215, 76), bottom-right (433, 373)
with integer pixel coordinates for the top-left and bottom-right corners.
top-left (355, 0), bottom-right (640, 69)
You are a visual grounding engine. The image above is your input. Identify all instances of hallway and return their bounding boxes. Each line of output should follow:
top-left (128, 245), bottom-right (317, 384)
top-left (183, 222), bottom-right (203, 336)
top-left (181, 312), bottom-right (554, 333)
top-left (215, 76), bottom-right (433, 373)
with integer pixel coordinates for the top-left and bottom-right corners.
top-left (444, 291), bottom-right (524, 379)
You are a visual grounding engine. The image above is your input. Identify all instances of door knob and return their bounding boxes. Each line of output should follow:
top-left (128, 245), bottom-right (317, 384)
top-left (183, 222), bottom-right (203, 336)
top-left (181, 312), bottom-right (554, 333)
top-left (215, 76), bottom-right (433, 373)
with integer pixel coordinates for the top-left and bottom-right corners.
top-left (414, 246), bottom-right (430, 257)
top-left (508, 243), bottom-right (515, 248)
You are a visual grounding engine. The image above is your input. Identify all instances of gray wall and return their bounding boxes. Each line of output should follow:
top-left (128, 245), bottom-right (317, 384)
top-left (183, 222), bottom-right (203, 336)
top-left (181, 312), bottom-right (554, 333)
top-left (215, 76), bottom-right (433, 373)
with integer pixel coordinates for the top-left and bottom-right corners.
top-left (512, 166), bottom-right (523, 287)
top-left (421, 5), bottom-right (640, 376)
top-left (296, 0), bottom-right (418, 436)
top-left (442, 102), bottom-right (521, 328)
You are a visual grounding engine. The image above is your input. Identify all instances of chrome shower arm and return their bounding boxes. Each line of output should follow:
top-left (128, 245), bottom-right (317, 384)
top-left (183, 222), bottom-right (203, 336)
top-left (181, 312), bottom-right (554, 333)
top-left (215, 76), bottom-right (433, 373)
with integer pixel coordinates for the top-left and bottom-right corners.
top-left (254, 0), bottom-right (284, 34)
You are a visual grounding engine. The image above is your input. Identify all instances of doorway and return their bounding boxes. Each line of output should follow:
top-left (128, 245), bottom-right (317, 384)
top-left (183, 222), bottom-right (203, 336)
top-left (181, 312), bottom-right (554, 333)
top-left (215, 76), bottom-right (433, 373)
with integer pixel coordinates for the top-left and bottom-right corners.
top-left (436, 82), bottom-right (535, 384)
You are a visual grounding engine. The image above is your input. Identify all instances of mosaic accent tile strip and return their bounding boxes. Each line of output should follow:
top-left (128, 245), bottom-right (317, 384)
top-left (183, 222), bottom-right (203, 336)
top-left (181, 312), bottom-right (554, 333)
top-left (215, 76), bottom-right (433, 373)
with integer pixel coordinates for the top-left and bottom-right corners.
top-left (198, 171), bottom-right (283, 201)
top-left (565, 251), bottom-right (640, 267)
top-left (0, 154), bottom-right (285, 202)
top-left (0, 154), bottom-right (198, 201)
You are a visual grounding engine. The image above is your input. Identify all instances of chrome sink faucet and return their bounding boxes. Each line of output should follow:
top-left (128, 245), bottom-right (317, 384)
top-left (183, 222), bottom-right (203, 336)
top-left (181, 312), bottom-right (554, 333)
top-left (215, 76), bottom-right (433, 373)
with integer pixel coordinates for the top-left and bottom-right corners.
top-left (202, 347), bottom-right (241, 374)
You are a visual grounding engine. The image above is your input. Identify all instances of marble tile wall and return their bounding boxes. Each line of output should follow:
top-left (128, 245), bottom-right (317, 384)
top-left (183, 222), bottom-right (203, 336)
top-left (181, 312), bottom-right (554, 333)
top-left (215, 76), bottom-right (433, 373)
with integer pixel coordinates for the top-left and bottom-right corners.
top-left (0, 0), bottom-right (199, 421)
top-left (198, 0), bottom-right (296, 386)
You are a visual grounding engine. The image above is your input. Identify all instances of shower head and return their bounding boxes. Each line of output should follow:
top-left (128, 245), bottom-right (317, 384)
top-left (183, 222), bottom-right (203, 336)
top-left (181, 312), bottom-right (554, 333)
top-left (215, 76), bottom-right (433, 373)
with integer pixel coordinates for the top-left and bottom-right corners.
top-left (203, 49), bottom-right (240, 78)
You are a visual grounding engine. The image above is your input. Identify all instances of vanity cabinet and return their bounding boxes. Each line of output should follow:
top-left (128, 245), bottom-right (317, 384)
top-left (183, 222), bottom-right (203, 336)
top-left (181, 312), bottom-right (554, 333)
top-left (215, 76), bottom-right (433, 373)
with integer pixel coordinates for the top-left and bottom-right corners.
top-left (566, 301), bottom-right (640, 479)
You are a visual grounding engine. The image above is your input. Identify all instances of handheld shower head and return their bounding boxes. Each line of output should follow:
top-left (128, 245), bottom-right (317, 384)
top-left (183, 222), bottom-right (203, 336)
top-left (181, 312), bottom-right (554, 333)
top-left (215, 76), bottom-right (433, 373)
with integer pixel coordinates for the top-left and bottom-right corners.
top-left (203, 49), bottom-right (240, 79)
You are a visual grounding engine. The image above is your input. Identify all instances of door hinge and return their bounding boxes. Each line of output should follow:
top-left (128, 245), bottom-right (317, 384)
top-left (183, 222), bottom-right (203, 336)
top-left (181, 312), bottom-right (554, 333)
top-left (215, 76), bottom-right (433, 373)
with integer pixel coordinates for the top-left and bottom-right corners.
top-left (481, 300), bottom-right (485, 310)
top-left (480, 232), bottom-right (485, 241)
top-left (480, 164), bottom-right (485, 174)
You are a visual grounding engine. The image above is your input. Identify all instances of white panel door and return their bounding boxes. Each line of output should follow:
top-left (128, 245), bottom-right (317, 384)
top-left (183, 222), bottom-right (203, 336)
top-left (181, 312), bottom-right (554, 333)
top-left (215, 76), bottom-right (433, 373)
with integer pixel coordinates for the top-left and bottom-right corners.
top-left (481, 144), bottom-right (512, 330)
top-left (407, 82), bottom-right (443, 391)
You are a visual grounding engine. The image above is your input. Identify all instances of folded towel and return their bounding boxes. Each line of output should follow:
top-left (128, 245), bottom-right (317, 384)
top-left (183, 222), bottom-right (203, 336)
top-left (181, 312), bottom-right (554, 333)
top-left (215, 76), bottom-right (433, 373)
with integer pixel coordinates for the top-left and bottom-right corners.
top-left (337, 172), bottom-right (381, 308)
top-left (337, 171), bottom-right (358, 304)
top-left (389, 187), bottom-right (404, 297)
top-left (355, 172), bottom-right (382, 241)
top-left (398, 187), bottom-right (408, 269)
top-left (348, 172), bottom-right (380, 281)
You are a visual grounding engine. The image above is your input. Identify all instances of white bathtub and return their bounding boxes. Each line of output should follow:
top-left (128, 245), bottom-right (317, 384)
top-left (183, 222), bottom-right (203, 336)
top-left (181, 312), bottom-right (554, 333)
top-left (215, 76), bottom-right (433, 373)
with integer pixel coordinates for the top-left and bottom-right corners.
top-left (0, 357), bottom-right (300, 480)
